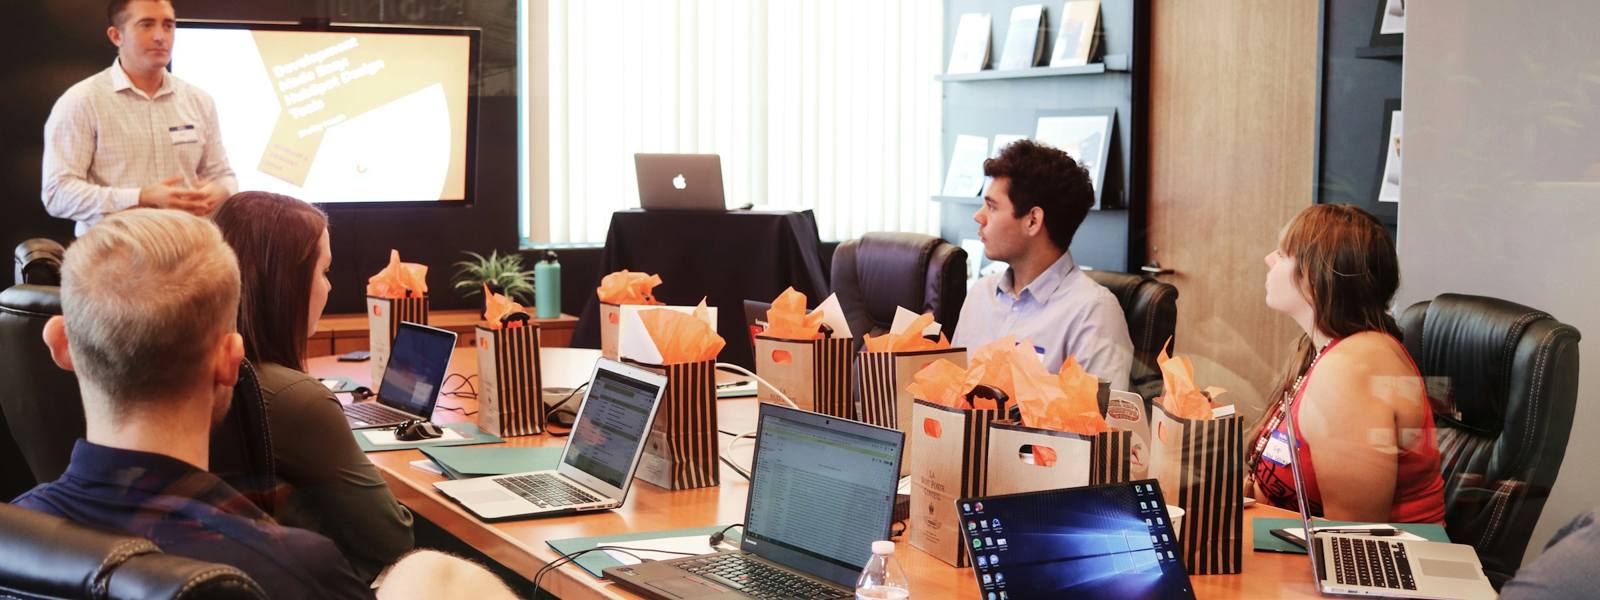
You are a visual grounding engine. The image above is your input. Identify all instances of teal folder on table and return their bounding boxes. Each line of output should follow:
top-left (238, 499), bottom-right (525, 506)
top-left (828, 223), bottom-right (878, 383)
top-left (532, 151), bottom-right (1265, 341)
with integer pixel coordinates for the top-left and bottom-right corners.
top-left (1253, 517), bottom-right (1450, 554)
top-left (353, 422), bottom-right (505, 453)
top-left (420, 446), bottom-right (564, 479)
top-left (547, 526), bottom-right (744, 579)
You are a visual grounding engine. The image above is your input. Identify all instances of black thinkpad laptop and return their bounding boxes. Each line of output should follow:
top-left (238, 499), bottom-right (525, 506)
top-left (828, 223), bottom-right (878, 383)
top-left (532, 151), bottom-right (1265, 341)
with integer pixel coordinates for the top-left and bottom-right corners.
top-left (604, 403), bottom-right (905, 599)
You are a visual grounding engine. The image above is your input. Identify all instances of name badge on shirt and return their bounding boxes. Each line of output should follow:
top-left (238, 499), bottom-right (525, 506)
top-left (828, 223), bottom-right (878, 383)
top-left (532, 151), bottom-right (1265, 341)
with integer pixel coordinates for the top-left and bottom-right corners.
top-left (169, 125), bottom-right (199, 145)
top-left (1262, 429), bottom-right (1294, 466)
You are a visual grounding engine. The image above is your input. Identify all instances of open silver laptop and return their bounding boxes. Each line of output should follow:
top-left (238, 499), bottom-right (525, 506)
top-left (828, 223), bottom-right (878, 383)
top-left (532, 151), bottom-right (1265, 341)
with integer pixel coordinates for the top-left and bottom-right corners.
top-left (433, 359), bottom-right (667, 521)
top-left (604, 403), bottom-right (905, 600)
top-left (1285, 409), bottom-right (1495, 599)
top-left (635, 153), bottom-right (726, 210)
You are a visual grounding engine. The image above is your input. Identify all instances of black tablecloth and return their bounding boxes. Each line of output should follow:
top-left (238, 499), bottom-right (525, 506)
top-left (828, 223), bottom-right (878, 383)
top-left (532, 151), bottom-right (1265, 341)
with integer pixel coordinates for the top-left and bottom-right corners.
top-left (572, 210), bottom-right (831, 369)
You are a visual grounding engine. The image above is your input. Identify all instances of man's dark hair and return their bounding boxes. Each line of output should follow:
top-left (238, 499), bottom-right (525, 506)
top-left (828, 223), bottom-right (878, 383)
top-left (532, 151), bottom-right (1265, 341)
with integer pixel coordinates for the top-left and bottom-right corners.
top-left (982, 139), bottom-right (1095, 251)
top-left (108, 0), bottom-right (172, 29)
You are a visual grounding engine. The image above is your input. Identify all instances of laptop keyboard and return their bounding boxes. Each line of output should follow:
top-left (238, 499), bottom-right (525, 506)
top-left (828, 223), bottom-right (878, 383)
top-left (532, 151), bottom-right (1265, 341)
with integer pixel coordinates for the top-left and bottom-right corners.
top-left (345, 402), bottom-right (411, 424)
top-left (495, 473), bottom-right (601, 508)
top-left (1331, 537), bottom-right (1416, 590)
top-left (673, 554), bottom-right (850, 600)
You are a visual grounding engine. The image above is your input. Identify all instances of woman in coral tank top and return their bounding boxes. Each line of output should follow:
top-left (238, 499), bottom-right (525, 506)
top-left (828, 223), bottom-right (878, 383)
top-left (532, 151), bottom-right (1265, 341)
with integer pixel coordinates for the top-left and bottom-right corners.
top-left (1245, 204), bottom-right (1446, 525)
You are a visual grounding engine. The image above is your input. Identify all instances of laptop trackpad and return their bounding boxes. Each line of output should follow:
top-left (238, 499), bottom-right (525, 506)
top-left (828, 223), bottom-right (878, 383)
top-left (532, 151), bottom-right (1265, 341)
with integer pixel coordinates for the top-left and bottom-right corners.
top-left (1420, 558), bottom-right (1481, 580)
top-left (456, 488), bottom-right (521, 505)
top-left (646, 576), bottom-right (734, 598)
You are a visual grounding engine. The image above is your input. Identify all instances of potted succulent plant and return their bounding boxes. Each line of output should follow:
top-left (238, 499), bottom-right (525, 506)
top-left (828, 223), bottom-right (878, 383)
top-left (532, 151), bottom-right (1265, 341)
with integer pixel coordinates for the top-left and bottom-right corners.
top-left (452, 250), bottom-right (536, 304)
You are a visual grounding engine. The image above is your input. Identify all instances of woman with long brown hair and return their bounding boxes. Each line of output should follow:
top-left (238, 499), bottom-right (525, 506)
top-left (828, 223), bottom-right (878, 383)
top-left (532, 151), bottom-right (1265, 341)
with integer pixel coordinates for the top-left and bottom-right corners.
top-left (212, 191), bottom-right (414, 580)
top-left (1245, 204), bottom-right (1445, 524)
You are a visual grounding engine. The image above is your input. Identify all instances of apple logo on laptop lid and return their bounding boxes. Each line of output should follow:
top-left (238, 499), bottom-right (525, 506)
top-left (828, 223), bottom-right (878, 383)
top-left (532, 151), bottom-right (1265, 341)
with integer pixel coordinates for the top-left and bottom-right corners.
top-left (672, 174), bottom-right (687, 190)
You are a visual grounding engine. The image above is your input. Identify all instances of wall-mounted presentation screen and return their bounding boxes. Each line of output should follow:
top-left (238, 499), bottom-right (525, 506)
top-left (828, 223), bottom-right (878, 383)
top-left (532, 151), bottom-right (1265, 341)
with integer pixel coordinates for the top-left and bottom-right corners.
top-left (171, 21), bottom-right (479, 206)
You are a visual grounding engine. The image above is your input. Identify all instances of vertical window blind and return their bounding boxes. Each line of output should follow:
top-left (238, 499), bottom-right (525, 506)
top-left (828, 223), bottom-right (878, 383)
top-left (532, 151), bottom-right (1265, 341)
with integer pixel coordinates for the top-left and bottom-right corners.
top-left (533, 0), bottom-right (944, 244)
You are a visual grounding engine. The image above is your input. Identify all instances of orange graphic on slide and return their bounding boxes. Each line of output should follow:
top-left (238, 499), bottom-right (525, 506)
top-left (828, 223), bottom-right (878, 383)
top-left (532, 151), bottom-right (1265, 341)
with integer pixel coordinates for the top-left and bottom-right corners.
top-left (249, 31), bottom-right (469, 196)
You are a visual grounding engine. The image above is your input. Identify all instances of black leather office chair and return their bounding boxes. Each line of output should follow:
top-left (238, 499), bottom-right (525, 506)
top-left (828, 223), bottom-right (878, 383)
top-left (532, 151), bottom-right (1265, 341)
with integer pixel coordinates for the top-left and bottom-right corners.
top-left (830, 232), bottom-right (967, 344)
top-left (1083, 270), bottom-right (1178, 400)
top-left (0, 503), bottom-right (267, 599)
top-left (1399, 293), bottom-right (1581, 586)
top-left (15, 238), bottom-right (64, 287)
top-left (1, 240), bottom-right (76, 499)
top-left (0, 240), bottom-right (277, 509)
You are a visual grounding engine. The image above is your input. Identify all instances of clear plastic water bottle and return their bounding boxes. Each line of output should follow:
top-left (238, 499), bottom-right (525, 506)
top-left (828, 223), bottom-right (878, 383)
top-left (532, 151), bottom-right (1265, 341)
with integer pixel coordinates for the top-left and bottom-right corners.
top-left (855, 540), bottom-right (910, 599)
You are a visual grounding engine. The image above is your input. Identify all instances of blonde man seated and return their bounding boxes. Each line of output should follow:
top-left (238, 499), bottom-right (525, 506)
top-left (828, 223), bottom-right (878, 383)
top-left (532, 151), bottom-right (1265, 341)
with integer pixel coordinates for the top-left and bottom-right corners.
top-left (13, 210), bottom-right (515, 600)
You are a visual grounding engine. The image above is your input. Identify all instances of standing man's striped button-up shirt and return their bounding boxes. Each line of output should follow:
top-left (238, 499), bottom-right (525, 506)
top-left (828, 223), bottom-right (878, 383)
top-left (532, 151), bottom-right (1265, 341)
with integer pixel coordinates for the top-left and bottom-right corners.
top-left (42, 58), bottom-right (237, 237)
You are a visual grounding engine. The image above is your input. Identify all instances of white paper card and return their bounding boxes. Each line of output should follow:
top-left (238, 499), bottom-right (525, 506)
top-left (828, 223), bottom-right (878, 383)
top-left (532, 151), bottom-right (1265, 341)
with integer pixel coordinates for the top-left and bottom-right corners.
top-left (942, 135), bottom-right (990, 197)
top-left (618, 309), bottom-right (665, 365)
top-left (362, 427), bottom-right (469, 446)
top-left (947, 13), bottom-right (993, 74)
top-left (602, 535), bottom-right (733, 566)
top-left (810, 294), bottom-right (854, 339)
top-left (889, 306), bottom-right (942, 337)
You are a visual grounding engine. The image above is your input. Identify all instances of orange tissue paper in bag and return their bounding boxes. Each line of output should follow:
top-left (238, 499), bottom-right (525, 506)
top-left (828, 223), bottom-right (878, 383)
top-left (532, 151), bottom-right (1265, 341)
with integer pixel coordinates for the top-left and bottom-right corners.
top-left (862, 313), bottom-right (953, 353)
top-left (596, 270), bottom-right (664, 305)
top-left (969, 336), bottom-right (1053, 403)
top-left (1155, 340), bottom-right (1228, 420)
top-left (366, 249), bottom-right (429, 298)
top-left (637, 301), bottom-right (726, 365)
top-left (907, 359), bottom-right (984, 410)
top-left (1013, 356), bottom-right (1112, 435)
top-left (763, 287), bottom-right (825, 340)
top-left (481, 284), bottom-right (528, 330)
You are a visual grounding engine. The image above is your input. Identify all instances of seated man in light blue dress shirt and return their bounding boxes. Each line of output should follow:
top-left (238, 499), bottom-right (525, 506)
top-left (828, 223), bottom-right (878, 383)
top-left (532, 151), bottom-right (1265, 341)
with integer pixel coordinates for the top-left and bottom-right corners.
top-left (952, 140), bottom-right (1135, 391)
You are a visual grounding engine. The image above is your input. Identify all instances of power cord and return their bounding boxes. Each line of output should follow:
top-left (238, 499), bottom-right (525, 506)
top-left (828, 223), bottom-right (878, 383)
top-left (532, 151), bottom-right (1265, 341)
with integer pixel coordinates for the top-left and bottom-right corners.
top-left (713, 363), bottom-right (797, 409)
top-left (543, 381), bottom-right (589, 438)
top-left (711, 363), bottom-right (799, 480)
top-left (442, 373), bottom-right (478, 398)
top-left (437, 373), bottom-right (480, 416)
top-left (708, 523), bottom-right (745, 547)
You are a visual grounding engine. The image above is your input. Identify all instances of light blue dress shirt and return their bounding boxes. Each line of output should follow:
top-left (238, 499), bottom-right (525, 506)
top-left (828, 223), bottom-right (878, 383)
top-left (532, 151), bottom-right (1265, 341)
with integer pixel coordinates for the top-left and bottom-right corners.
top-left (953, 251), bottom-right (1135, 391)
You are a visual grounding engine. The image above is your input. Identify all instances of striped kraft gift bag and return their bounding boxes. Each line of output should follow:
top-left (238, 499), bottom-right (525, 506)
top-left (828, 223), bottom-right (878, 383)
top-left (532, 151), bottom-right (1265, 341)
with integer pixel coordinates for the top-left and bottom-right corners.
top-left (365, 293), bottom-right (428, 385)
top-left (908, 399), bottom-right (1000, 567)
top-left (985, 422), bottom-right (1133, 495)
top-left (856, 347), bottom-right (968, 429)
top-left (627, 358), bottom-right (720, 490)
top-left (1148, 402), bottom-right (1244, 575)
top-left (475, 323), bottom-right (545, 437)
top-left (753, 335), bottom-right (854, 418)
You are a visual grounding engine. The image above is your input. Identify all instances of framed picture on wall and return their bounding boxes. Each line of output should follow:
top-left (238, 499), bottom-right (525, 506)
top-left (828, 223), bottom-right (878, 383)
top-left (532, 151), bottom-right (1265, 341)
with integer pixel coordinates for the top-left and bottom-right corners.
top-left (1370, 0), bottom-right (1405, 47)
top-left (1034, 108), bottom-right (1117, 208)
top-left (1373, 99), bottom-right (1403, 204)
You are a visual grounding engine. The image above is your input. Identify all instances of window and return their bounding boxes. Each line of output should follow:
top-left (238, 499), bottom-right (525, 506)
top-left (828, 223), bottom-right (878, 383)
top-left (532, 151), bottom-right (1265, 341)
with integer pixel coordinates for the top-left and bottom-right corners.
top-left (524, 0), bottom-right (945, 245)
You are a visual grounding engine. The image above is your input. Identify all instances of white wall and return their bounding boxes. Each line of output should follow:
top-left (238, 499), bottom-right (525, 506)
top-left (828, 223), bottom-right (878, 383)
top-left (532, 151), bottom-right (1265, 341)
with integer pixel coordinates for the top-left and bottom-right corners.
top-left (1401, 2), bottom-right (1600, 565)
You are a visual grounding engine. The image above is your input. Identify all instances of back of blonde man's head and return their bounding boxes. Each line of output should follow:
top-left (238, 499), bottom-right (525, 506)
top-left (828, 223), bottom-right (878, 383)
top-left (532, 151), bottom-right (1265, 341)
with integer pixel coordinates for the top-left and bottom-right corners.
top-left (61, 209), bottom-right (240, 408)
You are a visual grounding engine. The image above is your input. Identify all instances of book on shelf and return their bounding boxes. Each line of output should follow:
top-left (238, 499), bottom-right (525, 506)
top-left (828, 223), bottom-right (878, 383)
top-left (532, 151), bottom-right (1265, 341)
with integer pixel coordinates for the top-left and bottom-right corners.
top-left (947, 13), bottom-right (992, 75)
top-left (998, 4), bottom-right (1048, 70)
top-left (1050, 1), bottom-right (1102, 68)
top-left (941, 134), bottom-right (989, 197)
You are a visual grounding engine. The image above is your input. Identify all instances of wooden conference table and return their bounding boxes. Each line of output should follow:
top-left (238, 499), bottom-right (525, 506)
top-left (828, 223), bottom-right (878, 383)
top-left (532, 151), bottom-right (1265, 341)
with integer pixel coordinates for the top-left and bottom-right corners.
top-left (309, 348), bottom-right (1326, 600)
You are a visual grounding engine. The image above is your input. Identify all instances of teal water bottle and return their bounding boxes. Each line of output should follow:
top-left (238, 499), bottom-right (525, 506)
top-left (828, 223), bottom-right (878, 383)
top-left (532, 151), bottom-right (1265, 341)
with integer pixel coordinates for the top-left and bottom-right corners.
top-left (534, 250), bottom-right (561, 319)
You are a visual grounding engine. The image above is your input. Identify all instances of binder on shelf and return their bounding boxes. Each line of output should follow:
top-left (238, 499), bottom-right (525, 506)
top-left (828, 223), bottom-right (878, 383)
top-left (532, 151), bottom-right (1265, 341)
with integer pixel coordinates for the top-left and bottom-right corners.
top-left (1050, 1), bottom-right (1102, 68)
top-left (997, 4), bottom-right (1047, 71)
top-left (947, 13), bottom-right (992, 75)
